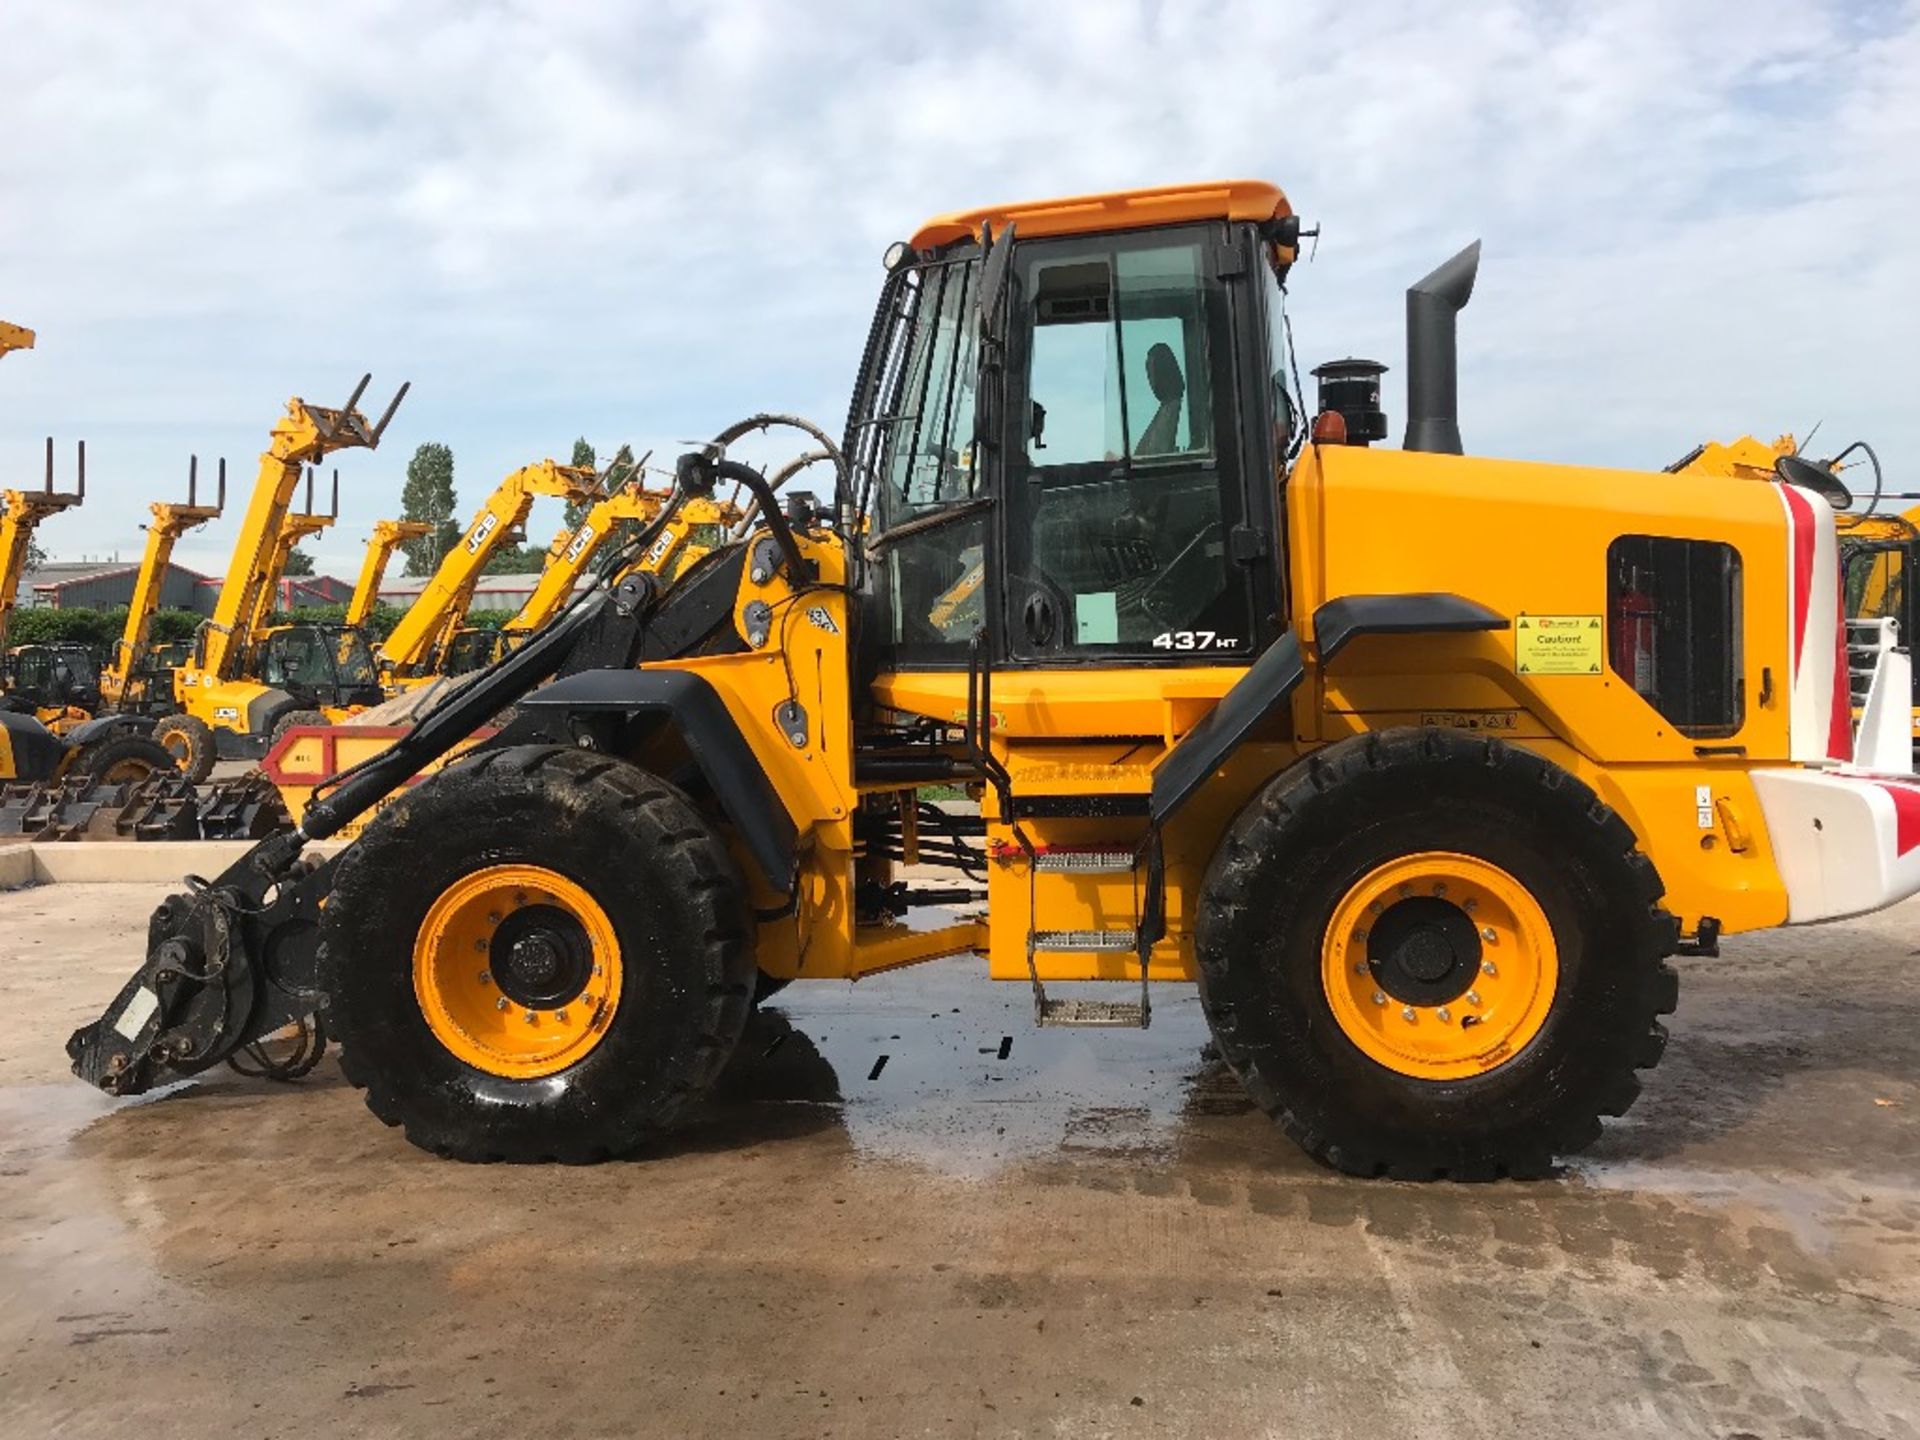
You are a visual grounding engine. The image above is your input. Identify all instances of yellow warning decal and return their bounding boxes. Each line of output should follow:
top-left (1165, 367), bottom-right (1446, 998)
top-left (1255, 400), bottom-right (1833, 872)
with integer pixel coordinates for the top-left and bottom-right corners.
top-left (1514, 614), bottom-right (1605, 676)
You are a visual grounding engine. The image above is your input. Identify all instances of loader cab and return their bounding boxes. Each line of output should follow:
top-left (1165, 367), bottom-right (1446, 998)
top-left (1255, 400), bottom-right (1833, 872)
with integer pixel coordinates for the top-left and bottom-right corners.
top-left (254, 623), bottom-right (384, 709)
top-left (442, 627), bottom-right (523, 677)
top-left (854, 184), bottom-right (1294, 676)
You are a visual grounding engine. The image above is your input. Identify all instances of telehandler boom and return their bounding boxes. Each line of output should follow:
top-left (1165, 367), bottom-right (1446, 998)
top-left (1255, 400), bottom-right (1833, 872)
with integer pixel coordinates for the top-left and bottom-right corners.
top-left (69, 181), bottom-right (1920, 1182)
top-left (0, 438), bottom-right (85, 657)
top-left (346, 518), bottom-right (432, 629)
top-left (376, 459), bottom-right (601, 687)
top-left (98, 457), bottom-right (228, 714)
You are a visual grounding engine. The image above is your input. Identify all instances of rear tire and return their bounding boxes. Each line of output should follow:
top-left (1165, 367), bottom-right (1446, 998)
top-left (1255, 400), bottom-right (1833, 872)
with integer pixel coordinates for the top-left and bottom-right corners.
top-left (322, 744), bottom-right (756, 1162)
top-left (73, 730), bottom-right (175, 782)
top-left (1196, 728), bottom-right (1678, 1180)
top-left (154, 713), bottom-right (215, 783)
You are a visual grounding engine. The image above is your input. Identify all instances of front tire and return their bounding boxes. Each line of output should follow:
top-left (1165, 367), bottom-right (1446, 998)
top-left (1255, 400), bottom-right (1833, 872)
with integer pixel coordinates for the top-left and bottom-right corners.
top-left (322, 745), bottom-right (756, 1162)
top-left (154, 713), bottom-right (215, 783)
top-left (269, 708), bottom-right (327, 747)
top-left (1196, 728), bottom-right (1678, 1180)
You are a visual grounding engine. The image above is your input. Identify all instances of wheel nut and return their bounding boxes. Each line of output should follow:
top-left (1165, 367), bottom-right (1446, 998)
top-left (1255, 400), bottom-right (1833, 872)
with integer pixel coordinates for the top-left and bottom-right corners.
top-left (1482, 961), bottom-right (1497, 976)
top-left (1432, 882), bottom-right (1447, 896)
top-left (1480, 927), bottom-right (1497, 943)
top-left (1372, 990), bottom-right (1387, 1006)
top-left (524, 1010), bottom-right (539, 1025)
top-left (1353, 930), bottom-right (1368, 943)
top-left (473, 939), bottom-right (487, 954)
top-left (556, 1009), bottom-right (570, 1023)
top-left (1354, 962), bottom-right (1368, 975)
top-left (1463, 899), bottom-right (1478, 913)
top-left (1401, 1006), bottom-right (1416, 1023)
top-left (1467, 990), bottom-right (1481, 1006)
top-left (478, 971), bottom-right (491, 986)
top-left (1437, 1007), bottom-right (1451, 1023)
top-left (495, 997), bottom-right (510, 1011)
top-left (487, 910), bottom-right (502, 925)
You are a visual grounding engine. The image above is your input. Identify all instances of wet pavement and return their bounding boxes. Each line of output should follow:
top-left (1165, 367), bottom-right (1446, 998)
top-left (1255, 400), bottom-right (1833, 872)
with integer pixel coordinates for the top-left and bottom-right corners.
top-left (2, 882), bottom-right (1917, 1438)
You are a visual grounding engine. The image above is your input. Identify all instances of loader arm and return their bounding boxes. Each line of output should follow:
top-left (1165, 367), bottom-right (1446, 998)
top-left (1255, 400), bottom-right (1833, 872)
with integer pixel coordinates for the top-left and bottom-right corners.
top-left (379, 460), bottom-right (601, 676)
top-left (191, 377), bottom-right (406, 683)
top-left (0, 321), bottom-right (33, 359)
top-left (100, 459), bottom-right (225, 707)
top-left (347, 519), bottom-right (433, 628)
top-left (64, 466), bottom-right (755, 1095)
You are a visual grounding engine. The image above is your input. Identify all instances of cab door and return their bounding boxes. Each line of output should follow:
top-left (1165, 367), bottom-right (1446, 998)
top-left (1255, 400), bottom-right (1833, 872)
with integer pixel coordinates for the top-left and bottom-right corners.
top-left (997, 225), bottom-right (1270, 666)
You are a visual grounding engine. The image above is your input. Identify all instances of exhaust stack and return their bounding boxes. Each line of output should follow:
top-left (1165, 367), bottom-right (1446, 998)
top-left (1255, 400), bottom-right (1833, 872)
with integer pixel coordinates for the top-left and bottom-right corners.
top-left (1402, 240), bottom-right (1481, 455)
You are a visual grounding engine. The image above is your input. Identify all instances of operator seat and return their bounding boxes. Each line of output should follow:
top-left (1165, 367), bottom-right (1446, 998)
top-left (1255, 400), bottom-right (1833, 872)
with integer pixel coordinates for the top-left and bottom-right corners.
top-left (1135, 342), bottom-right (1185, 457)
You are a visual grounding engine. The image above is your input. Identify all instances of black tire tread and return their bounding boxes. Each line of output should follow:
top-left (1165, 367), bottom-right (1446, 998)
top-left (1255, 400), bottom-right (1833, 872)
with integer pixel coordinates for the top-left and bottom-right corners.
top-left (1197, 728), bottom-right (1679, 1181)
top-left (325, 744), bottom-right (755, 1162)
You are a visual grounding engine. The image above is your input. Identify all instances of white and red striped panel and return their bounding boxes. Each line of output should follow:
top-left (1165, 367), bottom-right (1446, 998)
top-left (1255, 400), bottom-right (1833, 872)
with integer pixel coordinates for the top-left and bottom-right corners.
top-left (1774, 483), bottom-right (1852, 763)
top-left (1751, 768), bottom-right (1920, 922)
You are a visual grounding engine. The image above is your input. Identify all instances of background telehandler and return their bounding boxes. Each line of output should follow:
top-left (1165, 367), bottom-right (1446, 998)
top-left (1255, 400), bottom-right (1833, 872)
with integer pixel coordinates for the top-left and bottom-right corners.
top-left (0, 439), bottom-right (96, 731)
top-left (153, 377), bottom-right (405, 779)
top-left (69, 181), bottom-right (1920, 1183)
top-left (374, 458), bottom-right (601, 691)
top-left (346, 517), bottom-right (432, 629)
top-left (96, 456), bottom-right (228, 716)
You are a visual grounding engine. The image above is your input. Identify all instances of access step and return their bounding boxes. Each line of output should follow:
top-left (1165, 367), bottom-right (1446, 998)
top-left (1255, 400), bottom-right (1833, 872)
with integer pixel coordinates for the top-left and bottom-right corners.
top-left (1037, 997), bottom-right (1149, 1028)
top-left (1032, 929), bottom-right (1137, 952)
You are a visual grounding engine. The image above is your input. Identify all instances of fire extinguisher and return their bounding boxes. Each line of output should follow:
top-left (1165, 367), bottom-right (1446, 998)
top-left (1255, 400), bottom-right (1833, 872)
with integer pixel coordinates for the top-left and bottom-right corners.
top-left (1612, 564), bottom-right (1658, 700)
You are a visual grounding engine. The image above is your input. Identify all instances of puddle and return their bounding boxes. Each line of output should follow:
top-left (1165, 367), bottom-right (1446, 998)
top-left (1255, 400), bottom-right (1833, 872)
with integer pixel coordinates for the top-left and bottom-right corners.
top-left (731, 959), bottom-right (1219, 1179)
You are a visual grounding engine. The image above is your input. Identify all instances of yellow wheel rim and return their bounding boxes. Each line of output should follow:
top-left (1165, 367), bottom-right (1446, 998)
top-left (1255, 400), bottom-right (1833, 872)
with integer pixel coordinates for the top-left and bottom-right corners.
top-left (160, 731), bottom-right (192, 764)
top-left (98, 757), bottom-right (155, 783)
top-left (412, 863), bottom-right (623, 1079)
top-left (1320, 851), bottom-right (1558, 1081)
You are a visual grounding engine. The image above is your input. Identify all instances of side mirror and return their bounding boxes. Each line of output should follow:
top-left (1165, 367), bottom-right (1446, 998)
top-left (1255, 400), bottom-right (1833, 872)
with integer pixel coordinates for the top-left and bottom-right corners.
top-left (1776, 453), bottom-right (1853, 511)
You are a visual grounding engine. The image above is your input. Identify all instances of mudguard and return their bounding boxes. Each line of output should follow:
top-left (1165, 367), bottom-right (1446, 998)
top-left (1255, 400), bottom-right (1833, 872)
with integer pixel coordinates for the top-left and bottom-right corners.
top-left (516, 668), bottom-right (798, 891)
top-left (1149, 593), bottom-right (1505, 825)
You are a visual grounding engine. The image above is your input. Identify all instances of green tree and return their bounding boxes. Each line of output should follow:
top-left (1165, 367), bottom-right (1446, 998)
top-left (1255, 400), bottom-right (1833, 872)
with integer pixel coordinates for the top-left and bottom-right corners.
top-left (564, 437), bottom-right (596, 530)
top-left (282, 545), bottom-right (316, 576)
top-left (400, 442), bottom-right (459, 576)
top-left (483, 543), bottom-right (548, 575)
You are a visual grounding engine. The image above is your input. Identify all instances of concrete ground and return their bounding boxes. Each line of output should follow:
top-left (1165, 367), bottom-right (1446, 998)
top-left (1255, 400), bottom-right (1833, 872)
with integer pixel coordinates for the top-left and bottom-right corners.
top-left (1, 883), bottom-right (1916, 1439)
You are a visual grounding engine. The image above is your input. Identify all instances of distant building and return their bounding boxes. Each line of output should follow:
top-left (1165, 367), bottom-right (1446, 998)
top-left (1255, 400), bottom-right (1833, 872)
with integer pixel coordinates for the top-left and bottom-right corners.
top-left (188, 574), bottom-right (356, 613)
top-left (378, 572), bottom-right (547, 614)
top-left (27, 559), bottom-right (209, 613)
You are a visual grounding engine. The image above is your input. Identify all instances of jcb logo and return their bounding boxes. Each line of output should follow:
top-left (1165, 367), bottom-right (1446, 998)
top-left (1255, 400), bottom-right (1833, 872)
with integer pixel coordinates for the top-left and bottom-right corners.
top-left (465, 514), bottom-right (499, 553)
top-left (563, 524), bottom-right (596, 563)
top-left (645, 527), bottom-right (679, 565)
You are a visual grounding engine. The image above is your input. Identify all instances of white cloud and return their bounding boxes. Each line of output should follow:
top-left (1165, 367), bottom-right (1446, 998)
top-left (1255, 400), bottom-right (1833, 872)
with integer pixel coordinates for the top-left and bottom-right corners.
top-left (3, 0), bottom-right (1916, 576)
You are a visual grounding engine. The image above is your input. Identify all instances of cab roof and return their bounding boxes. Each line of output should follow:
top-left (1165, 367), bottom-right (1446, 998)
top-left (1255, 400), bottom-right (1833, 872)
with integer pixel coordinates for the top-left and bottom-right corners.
top-left (909, 179), bottom-right (1291, 252)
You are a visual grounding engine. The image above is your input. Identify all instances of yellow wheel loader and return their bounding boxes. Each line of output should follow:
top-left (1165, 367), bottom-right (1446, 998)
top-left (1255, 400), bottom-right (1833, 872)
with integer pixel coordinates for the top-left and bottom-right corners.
top-left (69, 181), bottom-right (1920, 1180)
top-left (153, 377), bottom-right (406, 779)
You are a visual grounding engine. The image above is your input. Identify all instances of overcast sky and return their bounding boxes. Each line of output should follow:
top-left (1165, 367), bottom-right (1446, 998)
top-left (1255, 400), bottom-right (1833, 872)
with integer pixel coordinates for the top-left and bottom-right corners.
top-left (4, 0), bottom-right (1916, 577)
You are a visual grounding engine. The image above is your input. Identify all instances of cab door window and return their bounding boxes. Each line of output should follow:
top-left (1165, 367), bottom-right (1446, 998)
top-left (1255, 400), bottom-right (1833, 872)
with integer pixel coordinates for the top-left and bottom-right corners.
top-left (1004, 231), bottom-right (1249, 660)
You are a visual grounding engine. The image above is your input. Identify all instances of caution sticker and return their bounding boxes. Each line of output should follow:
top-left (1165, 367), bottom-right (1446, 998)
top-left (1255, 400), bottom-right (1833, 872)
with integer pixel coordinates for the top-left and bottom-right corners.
top-left (1514, 614), bottom-right (1605, 676)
